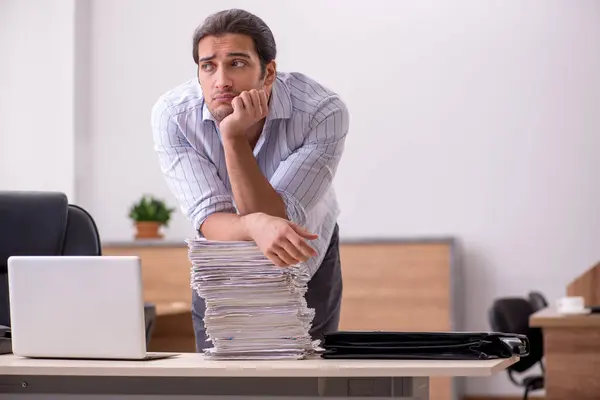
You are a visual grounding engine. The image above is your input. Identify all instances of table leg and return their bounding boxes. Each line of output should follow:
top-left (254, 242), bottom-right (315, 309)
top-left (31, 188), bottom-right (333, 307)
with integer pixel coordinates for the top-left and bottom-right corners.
top-left (393, 377), bottom-right (429, 400)
top-left (317, 376), bottom-right (429, 399)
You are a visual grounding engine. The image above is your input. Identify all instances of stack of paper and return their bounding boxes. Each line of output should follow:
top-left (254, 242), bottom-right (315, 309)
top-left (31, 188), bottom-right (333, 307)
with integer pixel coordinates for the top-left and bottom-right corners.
top-left (187, 239), bottom-right (319, 360)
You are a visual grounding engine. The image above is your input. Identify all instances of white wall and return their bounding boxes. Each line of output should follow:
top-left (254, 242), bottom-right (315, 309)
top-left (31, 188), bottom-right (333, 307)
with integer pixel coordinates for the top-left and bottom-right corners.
top-left (73, 0), bottom-right (93, 208)
top-left (86, 0), bottom-right (198, 239)
top-left (86, 0), bottom-right (600, 395)
top-left (3, 0), bottom-right (600, 396)
top-left (0, 0), bottom-right (76, 200)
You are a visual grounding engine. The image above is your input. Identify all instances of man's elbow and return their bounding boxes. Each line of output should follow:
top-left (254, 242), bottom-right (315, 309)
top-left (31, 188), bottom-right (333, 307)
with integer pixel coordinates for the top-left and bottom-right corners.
top-left (198, 219), bottom-right (217, 240)
top-left (198, 213), bottom-right (225, 240)
top-left (189, 197), bottom-right (237, 237)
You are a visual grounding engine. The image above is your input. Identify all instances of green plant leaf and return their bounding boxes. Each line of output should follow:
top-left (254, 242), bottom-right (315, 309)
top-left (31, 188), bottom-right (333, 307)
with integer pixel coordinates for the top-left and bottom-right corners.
top-left (128, 195), bottom-right (174, 226)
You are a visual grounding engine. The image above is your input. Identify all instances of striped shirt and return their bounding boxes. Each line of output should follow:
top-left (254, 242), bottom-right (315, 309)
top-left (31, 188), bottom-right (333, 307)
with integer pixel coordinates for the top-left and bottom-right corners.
top-left (151, 71), bottom-right (349, 276)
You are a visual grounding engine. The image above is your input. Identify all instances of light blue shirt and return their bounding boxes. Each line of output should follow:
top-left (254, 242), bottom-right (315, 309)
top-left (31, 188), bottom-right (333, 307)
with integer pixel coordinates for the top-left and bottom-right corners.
top-left (151, 71), bottom-right (349, 276)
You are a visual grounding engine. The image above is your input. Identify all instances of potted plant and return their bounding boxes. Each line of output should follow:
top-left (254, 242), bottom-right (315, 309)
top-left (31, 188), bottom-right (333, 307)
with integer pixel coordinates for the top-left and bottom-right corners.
top-left (128, 195), bottom-right (175, 239)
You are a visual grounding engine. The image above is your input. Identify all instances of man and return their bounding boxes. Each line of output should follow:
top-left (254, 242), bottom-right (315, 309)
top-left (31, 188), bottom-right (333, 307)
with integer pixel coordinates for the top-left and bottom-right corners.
top-left (151, 9), bottom-right (349, 351)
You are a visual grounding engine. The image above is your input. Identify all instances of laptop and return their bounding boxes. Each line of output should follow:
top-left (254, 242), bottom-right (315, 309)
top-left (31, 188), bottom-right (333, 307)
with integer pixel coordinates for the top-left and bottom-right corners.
top-left (7, 255), bottom-right (177, 360)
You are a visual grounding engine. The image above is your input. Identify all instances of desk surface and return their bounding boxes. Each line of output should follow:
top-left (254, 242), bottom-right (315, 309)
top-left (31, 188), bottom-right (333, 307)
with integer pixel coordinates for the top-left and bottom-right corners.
top-left (530, 308), bottom-right (600, 328)
top-left (0, 353), bottom-right (518, 378)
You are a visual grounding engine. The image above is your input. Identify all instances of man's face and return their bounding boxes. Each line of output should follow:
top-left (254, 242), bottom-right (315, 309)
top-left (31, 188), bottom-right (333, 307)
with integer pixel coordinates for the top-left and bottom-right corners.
top-left (196, 33), bottom-right (275, 122)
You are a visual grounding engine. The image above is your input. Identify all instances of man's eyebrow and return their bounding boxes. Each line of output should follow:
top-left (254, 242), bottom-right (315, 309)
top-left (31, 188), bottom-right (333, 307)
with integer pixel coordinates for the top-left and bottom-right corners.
top-left (198, 54), bottom-right (215, 63)
top-left (199, 52), bottom-right (251, 63)
top-left (227, 52), bottom-right (251, 59)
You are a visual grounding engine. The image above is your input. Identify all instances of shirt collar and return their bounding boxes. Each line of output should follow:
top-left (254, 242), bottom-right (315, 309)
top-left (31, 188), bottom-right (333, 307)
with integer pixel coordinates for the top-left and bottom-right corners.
top-left (201, 75), bottom-right (292, 123)
top-left (267, 76), bottom-right (293, 121)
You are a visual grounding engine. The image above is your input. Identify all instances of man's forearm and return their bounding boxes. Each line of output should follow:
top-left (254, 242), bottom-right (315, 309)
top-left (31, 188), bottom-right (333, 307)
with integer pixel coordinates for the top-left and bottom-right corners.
top-left (200, 213), bottom-right (252, 241)
top-left (222, 136), bottom-right (287, 218)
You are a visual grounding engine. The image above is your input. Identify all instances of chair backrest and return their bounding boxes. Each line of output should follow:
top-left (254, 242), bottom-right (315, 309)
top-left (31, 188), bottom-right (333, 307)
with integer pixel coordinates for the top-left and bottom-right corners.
top-left (0, 191), bottom-right (102, 326)
top-left (528, 291), bottom-right (549, 312)
top-left (488, 297), bottom-right (544, 373)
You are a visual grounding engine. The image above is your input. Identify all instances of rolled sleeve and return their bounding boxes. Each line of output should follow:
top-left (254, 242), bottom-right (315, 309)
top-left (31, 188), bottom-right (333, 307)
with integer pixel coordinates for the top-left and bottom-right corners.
top-left (188, 195), bottom-right (236, 236)
top-left (270, 96), bottom-right (349, 225)
top-left (151, 97), bottom-right (236, 234)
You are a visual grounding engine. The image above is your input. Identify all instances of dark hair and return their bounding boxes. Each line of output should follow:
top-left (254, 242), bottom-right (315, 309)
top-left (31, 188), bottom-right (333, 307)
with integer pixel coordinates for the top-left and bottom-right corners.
top-left (192, 9), bottom-right (276, 76)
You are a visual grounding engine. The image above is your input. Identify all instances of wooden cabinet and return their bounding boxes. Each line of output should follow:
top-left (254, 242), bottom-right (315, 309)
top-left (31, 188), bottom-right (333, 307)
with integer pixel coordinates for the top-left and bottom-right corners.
top-left (102, 237), bottom-right (457, 400)
top-left (338, 241), bottom-right (455, 400)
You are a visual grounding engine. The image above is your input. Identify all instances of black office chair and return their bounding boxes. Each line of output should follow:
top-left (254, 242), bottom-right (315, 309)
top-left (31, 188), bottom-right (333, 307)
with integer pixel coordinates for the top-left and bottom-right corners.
top-left (528, 291), bottom-right (549, 312)
top-left (0, 191), bottom-right (156, 346)
top-left (488, 297), bottom-right (544, 400)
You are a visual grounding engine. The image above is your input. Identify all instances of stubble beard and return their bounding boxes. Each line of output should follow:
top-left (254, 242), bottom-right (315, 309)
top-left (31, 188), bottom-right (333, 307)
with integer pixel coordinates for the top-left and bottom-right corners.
top-left (210, 105), bottom-right (233, 123)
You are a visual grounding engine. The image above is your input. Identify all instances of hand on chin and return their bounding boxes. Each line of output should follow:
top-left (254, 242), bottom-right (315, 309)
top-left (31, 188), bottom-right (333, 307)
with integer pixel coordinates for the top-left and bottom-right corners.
top-left (218, 89), bottom-right (268, 140)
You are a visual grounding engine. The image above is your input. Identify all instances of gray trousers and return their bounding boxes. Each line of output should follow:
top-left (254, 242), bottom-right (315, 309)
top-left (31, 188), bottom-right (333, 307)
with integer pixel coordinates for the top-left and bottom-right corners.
top-left (191, 224), bottom-right (343, 351)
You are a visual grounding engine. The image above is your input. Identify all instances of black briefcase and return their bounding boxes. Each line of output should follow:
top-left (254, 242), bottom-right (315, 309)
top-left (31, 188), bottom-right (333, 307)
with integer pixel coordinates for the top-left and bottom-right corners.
top-left (320, 331), bottom-right (529, 360)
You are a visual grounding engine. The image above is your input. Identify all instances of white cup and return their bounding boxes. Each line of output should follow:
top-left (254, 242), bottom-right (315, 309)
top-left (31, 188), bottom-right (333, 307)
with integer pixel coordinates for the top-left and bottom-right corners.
top-left (556, 296), bottom-right (586, 314)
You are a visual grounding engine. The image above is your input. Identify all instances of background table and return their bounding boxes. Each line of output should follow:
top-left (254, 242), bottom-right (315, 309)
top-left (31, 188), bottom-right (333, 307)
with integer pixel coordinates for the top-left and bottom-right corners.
top-left (530, 308), bottom-right (600, 400)
top-left (0, 353), bottom-right (517, 399)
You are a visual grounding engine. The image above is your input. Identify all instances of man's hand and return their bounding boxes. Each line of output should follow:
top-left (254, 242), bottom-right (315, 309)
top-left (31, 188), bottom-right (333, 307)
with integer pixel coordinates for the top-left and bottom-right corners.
top-left (219, 89), bottom-right (269, 138)
top-left (243, 212), bottom-right (318, 267)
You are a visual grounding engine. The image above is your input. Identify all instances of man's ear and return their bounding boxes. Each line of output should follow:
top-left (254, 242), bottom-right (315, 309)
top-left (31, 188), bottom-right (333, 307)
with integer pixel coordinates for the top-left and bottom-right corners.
top-left (264, 60), bottom-right (277, 88)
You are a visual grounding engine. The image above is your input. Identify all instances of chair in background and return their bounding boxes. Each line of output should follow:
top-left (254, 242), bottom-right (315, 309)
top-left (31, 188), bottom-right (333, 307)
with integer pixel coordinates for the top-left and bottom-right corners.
top-left (0, 191), bottom-right (156, 346)
top-left (488, 297), bottom-right (544, 400)
top-left (144, 301), bottom-right (157, 346)
top-left (528, 291), bottom-right (549, 312)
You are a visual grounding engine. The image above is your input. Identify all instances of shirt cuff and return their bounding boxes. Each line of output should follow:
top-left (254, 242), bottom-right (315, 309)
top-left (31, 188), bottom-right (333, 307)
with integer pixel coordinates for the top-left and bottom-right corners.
top-left (190, 195), bottom-right (236, 237)
top-left (277, 190), bottom-right (307, 227)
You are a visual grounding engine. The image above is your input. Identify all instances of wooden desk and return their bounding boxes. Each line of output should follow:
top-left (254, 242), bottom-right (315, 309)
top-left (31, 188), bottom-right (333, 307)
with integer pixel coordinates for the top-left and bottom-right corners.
top-left (0, 353), bottom-right (517, 399)
top-left (530, 308), bottom-right (600, 400)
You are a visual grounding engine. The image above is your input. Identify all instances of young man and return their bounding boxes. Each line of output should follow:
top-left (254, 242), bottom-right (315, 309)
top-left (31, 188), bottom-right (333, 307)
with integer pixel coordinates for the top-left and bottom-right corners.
top-left (151, 9), bottom-right (349, 350)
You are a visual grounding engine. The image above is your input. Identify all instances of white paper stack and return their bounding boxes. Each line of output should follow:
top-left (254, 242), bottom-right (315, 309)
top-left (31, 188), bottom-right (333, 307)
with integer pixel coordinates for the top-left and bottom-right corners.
top-left (187, 239), bottom-right (320, 360)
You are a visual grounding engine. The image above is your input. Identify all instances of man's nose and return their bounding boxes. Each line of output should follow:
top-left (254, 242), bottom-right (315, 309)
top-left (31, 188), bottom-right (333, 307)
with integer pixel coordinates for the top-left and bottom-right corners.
top-left (215, 68), bottom-right (233, 90)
